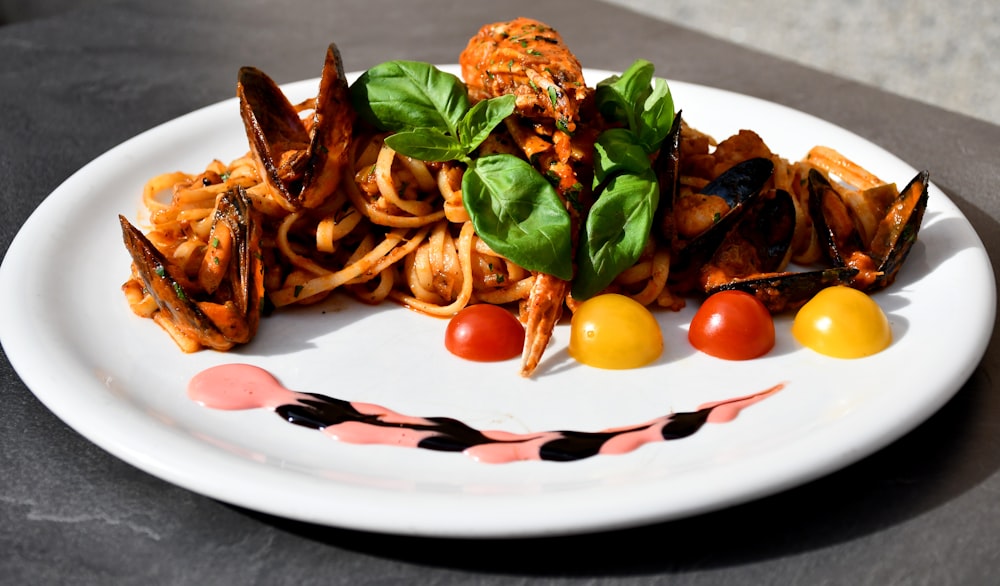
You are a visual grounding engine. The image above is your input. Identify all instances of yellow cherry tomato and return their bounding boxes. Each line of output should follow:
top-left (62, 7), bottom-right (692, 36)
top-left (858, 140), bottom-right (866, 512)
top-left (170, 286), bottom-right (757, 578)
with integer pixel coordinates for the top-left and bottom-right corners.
top-left (569, 294), bottom-right (663, 369)
top-left (792, 286), bottom-right (892, 358)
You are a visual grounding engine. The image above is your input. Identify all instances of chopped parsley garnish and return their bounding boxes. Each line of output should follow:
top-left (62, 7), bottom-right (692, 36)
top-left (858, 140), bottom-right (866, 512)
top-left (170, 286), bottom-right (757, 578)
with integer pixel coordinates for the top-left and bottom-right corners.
top-left (547, 86), bottom-right (559, 107)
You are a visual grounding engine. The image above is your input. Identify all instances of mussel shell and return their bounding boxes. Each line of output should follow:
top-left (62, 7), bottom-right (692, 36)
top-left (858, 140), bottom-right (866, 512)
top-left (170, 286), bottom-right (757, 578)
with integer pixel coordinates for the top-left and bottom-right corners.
top-left (735, 188), bottom-right (796, 274)
top-left (869, 170), bottom-right (929, 289)
top-left (238, 65), bottom-right (310, 208)
top-left (808, 167), bottom-right (930, 291)
top-left (698, 188), bottom-right (796, 291)
top-left (668, 157), bottom-right (775, 290)
top-left (297, 43), bottom-right (355, 209)
top-left (213, 186), bottom-right (265, 342)
top-left (701, 157), bottom-right (774, 208)
top-left (709, 267), bottom-right (859, 313)
top-left (807, 168), bottom-right (865, 268)
top-left (119, 216), bottom-right (236, 350)
top-left (652, 111), bottom-right (682, 246)
top-left (238, 44), bottom-right (354, 211)
top-left (119, 187), bottom-right (264, 348)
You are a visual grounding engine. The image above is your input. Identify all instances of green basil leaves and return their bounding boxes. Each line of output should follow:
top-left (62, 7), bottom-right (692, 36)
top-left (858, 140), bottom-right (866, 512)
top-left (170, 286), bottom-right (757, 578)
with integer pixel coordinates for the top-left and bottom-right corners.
top-left (350, 60), bottom-right (470, 136)
top-left (351, 60), bottom-right (517, 161)
top-left (350, 61), bottom-right (573, 280)
top-left (572, 59), bottom-right (675, 299)
top-left (348, 59), bottom-right (675, 295)
top-left (594, 59), bottom-right (675, 151)
top-left (462, 155), bottom-right (573, 279)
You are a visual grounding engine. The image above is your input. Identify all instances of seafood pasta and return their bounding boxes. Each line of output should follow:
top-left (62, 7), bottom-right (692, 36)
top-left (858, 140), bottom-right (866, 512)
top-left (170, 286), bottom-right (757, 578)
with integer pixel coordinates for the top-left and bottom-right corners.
top-left (119, 17), bottom-right (928, 375)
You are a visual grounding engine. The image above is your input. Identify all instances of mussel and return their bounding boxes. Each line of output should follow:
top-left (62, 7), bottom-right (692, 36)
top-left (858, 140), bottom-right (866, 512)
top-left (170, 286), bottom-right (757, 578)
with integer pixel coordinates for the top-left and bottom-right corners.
top-left (119, 186), bottom-right (265, 351)
top-left (238, 43), bottom-right (354, 211)
top-left (701, 167), bottom-right (928, 312)
top-left (656, 135), bottom-right (929, 312)
top-left (701, 188), bottom-right (795, 289)
top-left (665, 156), bottom-right (776, 293)
top-left (809, 168), bottom-right (929, 291)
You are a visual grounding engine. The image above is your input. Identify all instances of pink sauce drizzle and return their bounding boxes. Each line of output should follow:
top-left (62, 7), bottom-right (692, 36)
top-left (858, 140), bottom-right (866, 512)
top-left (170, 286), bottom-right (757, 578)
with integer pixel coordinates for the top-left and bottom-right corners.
top-left (188, 363), bottom-right (784, 464)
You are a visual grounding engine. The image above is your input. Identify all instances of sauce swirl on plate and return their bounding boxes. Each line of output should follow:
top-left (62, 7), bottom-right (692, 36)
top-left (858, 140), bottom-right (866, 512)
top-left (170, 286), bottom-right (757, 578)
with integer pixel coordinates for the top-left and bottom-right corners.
top-left (189, 363), bottom-right (783, 464)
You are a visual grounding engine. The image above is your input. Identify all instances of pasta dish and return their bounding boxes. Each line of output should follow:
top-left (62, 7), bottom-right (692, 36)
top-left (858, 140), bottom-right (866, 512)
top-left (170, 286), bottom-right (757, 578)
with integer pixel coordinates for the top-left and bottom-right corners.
top-left (119, 17), bottom-right (928, 376)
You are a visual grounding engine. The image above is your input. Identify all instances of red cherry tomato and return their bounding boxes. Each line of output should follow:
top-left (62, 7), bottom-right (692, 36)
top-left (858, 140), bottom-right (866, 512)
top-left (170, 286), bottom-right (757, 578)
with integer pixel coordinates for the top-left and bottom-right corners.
top-left (445, 304), bottom-right (525, 362)
top-left (688, 290), bottom-right (775, 360)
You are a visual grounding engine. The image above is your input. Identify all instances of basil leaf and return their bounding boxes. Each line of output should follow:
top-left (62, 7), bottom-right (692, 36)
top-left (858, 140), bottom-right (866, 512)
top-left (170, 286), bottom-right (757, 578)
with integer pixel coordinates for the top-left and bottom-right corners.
top-left (577, 60), bottom-right (674, 299)
top-left (595, 59), bottom-right (654, 130)
top-left (385, 129), bottom-right (466, 162)
top-left (457, 95), bottom-right (516, 153)
top-left (637, 78), bottom-right (674, 151)
top-left (350, 60), bottom-right (469, 134)
top-left (348, 59), bottom-right (573, 282)
top-left (462, 154), bottom-right (574, 281)
top-left (593, 128), bottom-right (652, 183)
top-left (573, 169), bottom-right (659, 300)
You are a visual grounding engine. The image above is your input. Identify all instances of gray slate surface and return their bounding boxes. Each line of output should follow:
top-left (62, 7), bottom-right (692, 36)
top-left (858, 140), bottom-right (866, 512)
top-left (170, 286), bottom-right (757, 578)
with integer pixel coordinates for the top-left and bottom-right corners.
top-left (612, 0), bottom-right (1000, 126)
top-left (1, 1), bottom-right (999, 584)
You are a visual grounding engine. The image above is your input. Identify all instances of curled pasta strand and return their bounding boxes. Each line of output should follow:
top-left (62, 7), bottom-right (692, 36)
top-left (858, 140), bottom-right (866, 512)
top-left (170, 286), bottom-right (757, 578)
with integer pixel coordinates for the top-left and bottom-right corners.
top-left (143, 171), bottom-right (191, 216)
top-left (270, 225), bottom-right (431, 307)
top-left (627, 247), bottom-right (671, 306)
top-left (426, 221), bottom-right (461, 300)
top-left (316, 208), bottom-right (363, 253)
top-left (404, 245), bottom-right (445, 304)
top-left (474, 277), bottom-right (535, 305)
top-left (276, 212), bottom-right (334, 277)
top-left (438, 163), bottom-right (469, 223)
top-left (345, 138), bottom-right (447, 228)
top-left (172, 239), bottom-right (205, 277)
top-left (373, 144), bottom-right (418, 215)
top-left (374, 143), bottom-right (435, 217)
top-left (399, 154), bottom-right (438, 192)
top-left (615, 260), bottom-right (653, 285)
top-left (390, 221), bottom-right (476, 316)
top-left (348, 267), bottom-right (396, 305)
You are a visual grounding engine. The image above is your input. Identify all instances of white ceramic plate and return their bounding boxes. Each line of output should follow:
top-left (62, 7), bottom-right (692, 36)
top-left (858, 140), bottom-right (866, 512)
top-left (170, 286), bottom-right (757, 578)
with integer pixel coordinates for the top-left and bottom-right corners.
top-left (0, 67), bottom-right (994, 538)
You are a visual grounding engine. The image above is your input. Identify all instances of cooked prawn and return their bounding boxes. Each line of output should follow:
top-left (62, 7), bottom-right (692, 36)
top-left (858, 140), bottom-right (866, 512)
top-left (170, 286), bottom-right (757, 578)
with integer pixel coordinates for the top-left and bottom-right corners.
top-left (460, 17), bottom-right (594, 376)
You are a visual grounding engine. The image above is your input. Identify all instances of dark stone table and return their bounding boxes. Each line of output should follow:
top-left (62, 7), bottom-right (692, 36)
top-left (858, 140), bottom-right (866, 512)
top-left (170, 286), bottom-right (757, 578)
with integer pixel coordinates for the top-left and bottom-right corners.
top-left (2, 0), bottom-right (998, 583)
